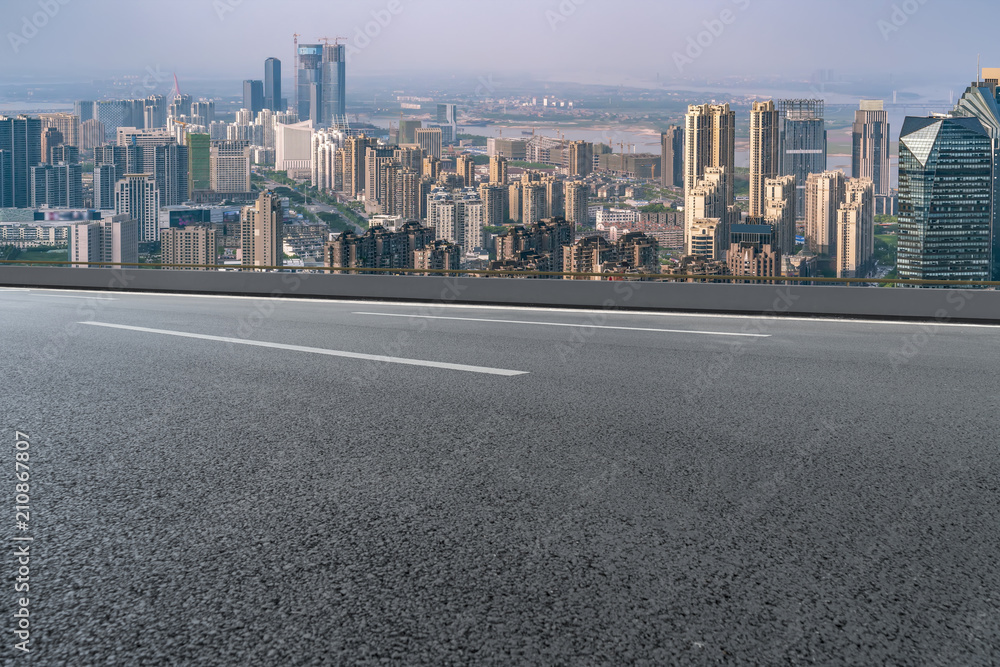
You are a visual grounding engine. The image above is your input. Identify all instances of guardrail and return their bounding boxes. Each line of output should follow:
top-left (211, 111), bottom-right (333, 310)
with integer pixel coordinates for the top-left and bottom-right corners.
top-left (2, 262), bottom-right (999, 324)
top-left (2, 260), bottom-right (999, 287)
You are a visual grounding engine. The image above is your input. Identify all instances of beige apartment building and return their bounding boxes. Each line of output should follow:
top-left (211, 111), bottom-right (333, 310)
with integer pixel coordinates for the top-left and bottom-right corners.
top-left (161, 226), bottom-right (218, 270)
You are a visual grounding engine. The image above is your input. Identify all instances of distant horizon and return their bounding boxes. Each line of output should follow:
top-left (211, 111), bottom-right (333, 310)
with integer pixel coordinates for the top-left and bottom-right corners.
top-left (1, 0), bottom-right (994, 87)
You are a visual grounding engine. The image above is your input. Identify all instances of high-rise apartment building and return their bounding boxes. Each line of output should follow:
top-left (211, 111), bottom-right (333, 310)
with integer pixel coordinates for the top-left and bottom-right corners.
top-left (727, 224), bottom-right (781, 279)
top-left (154, 143), bottom-right (190, 206)
top-left (852, 100), bottom-right (890, 198)
top-left (39, 113), bottom-right (79, 148)
top-left (0, 115), bottom-right (42, 208)
top-left (685, 167), bottom-right (730, 256)
top-left (210, 141), bottom-right (251, 194)
top-left (93, 164), bottom-right (116, 210)
top-left (478, 183), bottom-right (507, 227)
top-left (30, 163), bottom-right (82, 208)
top-left (568, 140), bottom-right (594, 177)
top-left (564, 180), bottom-right (589, 228)
top-left (898, 116), bottom-right (993, 284)
top-left (69, 215), bottom-right (137, 268)
top-left (660, 126), bottom-right (684, 188)
top-left (763, 175), bottom-right (797, 255)
top-left (115, 174), bottom-right (160, 244)
top-left (836, 178), bottom-right (875, 279)
top-left (683, 103), bottom-right (736, 207)
top-left (241, 191), bottom-right (283, 268)
top-left (161, 226), bottom-right (217, 269)
top-left (342, 134), bottom-right (379, 197)
top-left (264, 58), bottom-right (282, 112)
top-left (778, 99), bottom-right (827, 218)
top-left (804, 171), bottom-right (846, 256)
top-left (489, 155), bottom-right (508, 185)
top-left (80, 119), bottom-right (105, 150)
top-left (749, 101), bottom-right (780, 218)
top-left (415, 128), bottom-right (443, 159)
top-left (456, 154), bottom-right (476, 187)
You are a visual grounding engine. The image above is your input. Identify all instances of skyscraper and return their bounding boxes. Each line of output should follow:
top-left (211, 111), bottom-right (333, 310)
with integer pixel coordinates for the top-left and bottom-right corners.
top-left (0, 115), bottom-right (42, 209)
top-left (295, 43), bottom-right (345, 126)
top-left (852, 100), bottom-right (890, 198)
top-left (568, 140), bottom-right (594, 177)
top-left (437, 104), bottom-right (458, 125)
top-left (951, 68), bottom-right (1000, 280)
top-left (242, 192), bottom-right (283, 268)
top-left (804, 171), bottom-right (845, 256)
top-left (30, 163), bottom-right (83, 208)
top-left (210, 141), bottom-right (252, 194)
top-left (898, 117), bottom-right (993, 284)
top-left (778, 99), bottom-right (827, 218)
top-left (243, 80), bottom-right (264, 116)
top-left (837, 178), bottom-right (875, 279)
top-left (264, 58), bottom-right (283, 112)
top-left (187, 133), bottom-right (211, 193)
top-left (416, 128), bottom-right (443, 159)
top-left (749, 101), bottom-right (780, 218)
top-left (763, 175), bottom-right (797, 255)
top-left (39, 113), bottom-right (79, 148)
top-left (154, 143), bottom-right (190, 206)
top-left (456, 154), bottom-right (476, 187)
top-left (93, 164), bottom-right (116, 210)
top-left (565, 180), bottom-right (589, 228)
top-left (399, 120), bottom-right (422, 145)
top-left (660, 126), bottom-right (684, 188)
top-left (489, 155), bottom-right (508, 185)
top-left (115, 174), bottom-right (160, 244)
top-left (683, 104), bottom-right (735, 235)
top-left (321, 44), bottom-right (346, 125)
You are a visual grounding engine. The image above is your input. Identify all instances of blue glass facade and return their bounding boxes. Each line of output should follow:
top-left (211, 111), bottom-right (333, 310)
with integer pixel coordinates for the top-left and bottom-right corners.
top-left (898, 117), bottom-right (993, 285)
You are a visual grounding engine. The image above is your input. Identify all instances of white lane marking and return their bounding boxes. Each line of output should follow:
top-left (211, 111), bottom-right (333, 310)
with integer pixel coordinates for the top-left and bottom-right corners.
top-left (36, 294), bottom-right (117, 301)
top-left (79, 322), bottom-right (528, 377)
top-left (353, 312), bottom-right (772, 338)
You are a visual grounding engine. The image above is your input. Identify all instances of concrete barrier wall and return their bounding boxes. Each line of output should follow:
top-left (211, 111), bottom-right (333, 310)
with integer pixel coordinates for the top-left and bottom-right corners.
top-left (1, 266), bottom-right (997, 323)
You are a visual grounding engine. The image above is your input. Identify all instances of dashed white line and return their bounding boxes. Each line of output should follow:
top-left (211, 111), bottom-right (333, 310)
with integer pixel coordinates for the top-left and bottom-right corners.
top-left (79, 322), bottom-right (528, 377)
top-left (353, 312), bottom-right (772, 338)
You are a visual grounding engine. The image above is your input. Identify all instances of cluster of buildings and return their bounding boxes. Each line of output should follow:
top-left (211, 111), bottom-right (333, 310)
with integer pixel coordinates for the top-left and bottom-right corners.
top-left (666, 98), bottom-right (891, 280)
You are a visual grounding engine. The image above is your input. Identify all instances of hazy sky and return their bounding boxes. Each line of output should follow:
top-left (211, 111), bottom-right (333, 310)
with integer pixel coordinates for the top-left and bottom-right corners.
top-left (0, 0), bottom-right (993, 86)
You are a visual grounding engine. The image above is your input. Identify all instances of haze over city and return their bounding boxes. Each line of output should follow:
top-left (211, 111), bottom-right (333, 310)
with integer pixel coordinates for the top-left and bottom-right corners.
top-left (0, 0), bottom-right (993, 89)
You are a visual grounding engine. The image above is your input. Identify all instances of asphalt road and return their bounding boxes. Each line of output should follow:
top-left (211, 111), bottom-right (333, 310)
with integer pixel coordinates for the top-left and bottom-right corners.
top-left (2, 288), bottom-right (999, 665)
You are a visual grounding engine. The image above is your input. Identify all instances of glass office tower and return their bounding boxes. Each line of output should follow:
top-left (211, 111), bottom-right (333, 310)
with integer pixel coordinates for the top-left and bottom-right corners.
top-left (898, 116), bottom-right (993, 285)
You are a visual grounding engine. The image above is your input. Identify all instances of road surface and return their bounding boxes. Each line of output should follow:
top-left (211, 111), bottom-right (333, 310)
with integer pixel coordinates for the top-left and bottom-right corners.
top-left (2, 288), bottom-right (998, 664)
